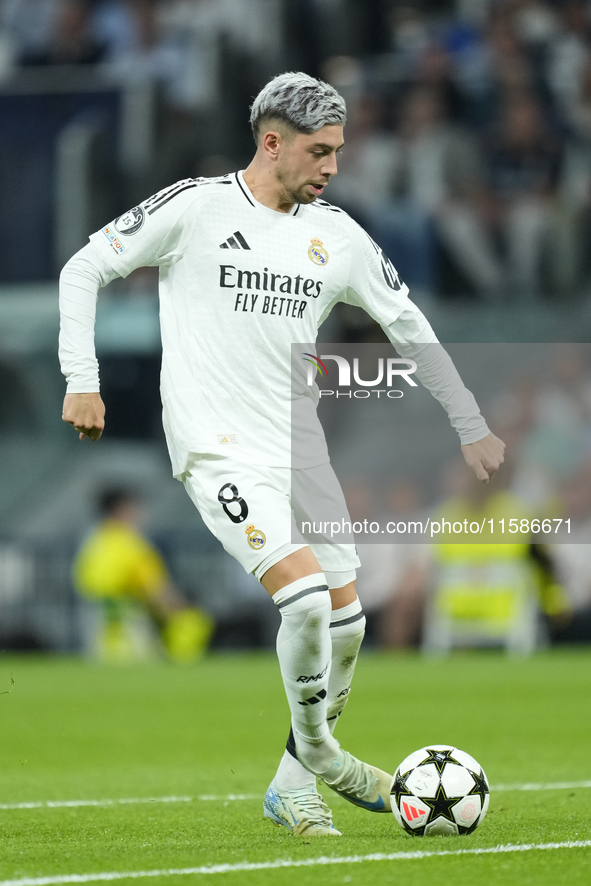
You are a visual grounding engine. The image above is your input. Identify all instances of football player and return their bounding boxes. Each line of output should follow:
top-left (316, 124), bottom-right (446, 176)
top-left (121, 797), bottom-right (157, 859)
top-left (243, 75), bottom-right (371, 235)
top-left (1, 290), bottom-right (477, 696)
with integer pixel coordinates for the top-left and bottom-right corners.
top-left (60, 72), bottom-right (505, 836)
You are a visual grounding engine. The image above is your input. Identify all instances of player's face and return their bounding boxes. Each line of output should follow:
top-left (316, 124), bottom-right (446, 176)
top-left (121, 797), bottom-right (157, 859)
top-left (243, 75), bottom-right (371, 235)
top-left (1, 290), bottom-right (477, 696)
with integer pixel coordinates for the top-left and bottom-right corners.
top-left (275, 124), bottom-right (344, 205)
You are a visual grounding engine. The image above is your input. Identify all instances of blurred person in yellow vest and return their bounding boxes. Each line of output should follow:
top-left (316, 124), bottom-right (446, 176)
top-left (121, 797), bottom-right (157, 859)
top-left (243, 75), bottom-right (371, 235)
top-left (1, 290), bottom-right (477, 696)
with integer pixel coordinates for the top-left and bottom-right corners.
top-left (73, 487), bottom-right (213, 662)
top-left (423, 460), bottom-right (569, 654)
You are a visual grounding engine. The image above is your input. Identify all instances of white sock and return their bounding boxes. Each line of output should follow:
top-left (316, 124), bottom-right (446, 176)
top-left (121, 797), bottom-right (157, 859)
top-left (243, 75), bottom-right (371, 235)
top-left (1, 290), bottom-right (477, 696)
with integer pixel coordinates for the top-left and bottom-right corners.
top-left (274, 750), bottom-right (315, 792)
top-left (327, 598), bottom-right (366, 733)
top-left (273, 597), bottom-right (365, 788)
top-left (273, 574), bottom-right (338, 773)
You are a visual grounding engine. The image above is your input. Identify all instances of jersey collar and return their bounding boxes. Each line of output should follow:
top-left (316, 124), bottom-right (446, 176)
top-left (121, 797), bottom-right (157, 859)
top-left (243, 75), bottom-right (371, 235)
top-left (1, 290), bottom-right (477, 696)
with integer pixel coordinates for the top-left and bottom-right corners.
top-left (236, 170), bottom-right (301, 217)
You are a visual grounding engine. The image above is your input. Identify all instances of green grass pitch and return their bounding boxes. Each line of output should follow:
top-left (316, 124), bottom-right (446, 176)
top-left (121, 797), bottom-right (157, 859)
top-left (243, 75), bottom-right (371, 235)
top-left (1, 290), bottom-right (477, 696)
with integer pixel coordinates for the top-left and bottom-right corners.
top-left (1, 648), bottom-right (590, 885)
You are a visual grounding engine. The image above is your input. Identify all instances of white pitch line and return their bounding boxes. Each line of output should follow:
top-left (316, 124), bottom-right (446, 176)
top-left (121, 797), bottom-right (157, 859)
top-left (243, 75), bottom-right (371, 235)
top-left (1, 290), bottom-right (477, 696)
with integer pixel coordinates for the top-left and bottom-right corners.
top-left (1, 780), bottom-right (591, 812)
top-left (494, 780), bottom-right (591, 792)
top-left (0, 840), bottom-right (590, 886)
top-left (0, 795), bottom-right (257, 811)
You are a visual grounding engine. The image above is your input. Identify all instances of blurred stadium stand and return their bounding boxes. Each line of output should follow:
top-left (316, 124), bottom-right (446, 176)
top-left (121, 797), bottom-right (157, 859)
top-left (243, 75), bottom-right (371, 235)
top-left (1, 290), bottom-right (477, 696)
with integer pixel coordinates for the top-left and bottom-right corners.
top-left (1, 0), bottom-right (591, 651)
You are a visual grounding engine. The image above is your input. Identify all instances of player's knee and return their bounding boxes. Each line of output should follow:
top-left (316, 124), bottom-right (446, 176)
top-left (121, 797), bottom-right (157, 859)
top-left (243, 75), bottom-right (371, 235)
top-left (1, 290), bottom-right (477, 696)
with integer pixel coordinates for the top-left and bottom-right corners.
top-left (330, 598), bottom-right (366, 639)
top-left (273, 573), bottom-right (332, 631)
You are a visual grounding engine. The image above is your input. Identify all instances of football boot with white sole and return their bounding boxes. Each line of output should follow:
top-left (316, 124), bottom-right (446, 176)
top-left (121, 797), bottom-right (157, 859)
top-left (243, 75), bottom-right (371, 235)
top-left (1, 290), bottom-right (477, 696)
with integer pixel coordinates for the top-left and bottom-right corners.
top-left (321, 749), bottom-right (392, 813)
top-left (263, 780), bottom-right (342, 836)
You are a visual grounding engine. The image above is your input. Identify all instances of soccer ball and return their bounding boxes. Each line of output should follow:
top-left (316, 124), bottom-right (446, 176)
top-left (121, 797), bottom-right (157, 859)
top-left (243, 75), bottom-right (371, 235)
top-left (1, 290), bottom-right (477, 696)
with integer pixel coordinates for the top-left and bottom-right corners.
top-left (390, 745), bottom-right (490, 836)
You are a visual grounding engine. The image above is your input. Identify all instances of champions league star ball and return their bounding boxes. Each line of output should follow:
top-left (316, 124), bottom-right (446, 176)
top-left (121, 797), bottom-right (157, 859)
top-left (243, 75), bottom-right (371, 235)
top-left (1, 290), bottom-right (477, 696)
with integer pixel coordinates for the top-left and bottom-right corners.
top-left (390, 745), bottom-right (490, 836)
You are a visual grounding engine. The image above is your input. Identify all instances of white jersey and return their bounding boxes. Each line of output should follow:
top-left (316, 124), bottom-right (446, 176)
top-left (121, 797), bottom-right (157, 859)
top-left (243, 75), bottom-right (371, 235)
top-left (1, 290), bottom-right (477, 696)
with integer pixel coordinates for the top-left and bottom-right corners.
top-left (86, 172), bottom-right (413, 473)
top-left (61, 171), bottom-right (489, 477)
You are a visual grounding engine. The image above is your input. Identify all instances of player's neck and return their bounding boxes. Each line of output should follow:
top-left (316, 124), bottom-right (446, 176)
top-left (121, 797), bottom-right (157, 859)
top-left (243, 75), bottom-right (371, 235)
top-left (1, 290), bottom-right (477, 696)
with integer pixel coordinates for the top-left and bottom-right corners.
top-left (242, 161), bottom-right (295, 214)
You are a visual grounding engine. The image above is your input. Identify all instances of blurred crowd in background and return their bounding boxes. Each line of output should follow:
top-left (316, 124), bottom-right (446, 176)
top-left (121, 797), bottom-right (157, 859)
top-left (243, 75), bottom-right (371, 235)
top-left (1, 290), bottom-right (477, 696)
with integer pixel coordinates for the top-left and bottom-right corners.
top-left (1, 0), bottom-right (591, 657)
top-left (4, 0), bottom-right (591, 298)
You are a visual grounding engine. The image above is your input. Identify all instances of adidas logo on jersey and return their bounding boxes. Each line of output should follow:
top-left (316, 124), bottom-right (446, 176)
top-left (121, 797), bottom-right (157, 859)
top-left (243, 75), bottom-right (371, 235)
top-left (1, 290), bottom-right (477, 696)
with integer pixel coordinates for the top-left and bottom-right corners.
top-left (219, 231), bottom-right (251, 250)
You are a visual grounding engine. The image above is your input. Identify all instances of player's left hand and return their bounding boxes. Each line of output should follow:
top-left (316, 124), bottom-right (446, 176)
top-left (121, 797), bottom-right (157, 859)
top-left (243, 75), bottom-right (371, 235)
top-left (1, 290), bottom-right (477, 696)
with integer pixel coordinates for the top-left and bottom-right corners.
top-left (461, 432), bottom-right (506, 484)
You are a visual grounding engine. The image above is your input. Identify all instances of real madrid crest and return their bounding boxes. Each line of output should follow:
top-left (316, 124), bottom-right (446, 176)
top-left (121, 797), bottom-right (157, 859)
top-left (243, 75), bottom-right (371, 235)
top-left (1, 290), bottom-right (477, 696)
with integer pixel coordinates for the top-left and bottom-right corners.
top-left (245, 524), bottom-right (266, 550)
top-left (308, 237), bottom-right (329, 266)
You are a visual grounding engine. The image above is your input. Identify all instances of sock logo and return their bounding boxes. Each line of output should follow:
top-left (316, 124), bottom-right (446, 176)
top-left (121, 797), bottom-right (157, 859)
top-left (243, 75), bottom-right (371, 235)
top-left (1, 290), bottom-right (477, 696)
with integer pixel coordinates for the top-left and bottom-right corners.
top-left (298, 688), bottom-right (327, 706)
top-left (336, 686), bottom-right (351, 698)
top-left (297, 663), bottom-right (328, 684)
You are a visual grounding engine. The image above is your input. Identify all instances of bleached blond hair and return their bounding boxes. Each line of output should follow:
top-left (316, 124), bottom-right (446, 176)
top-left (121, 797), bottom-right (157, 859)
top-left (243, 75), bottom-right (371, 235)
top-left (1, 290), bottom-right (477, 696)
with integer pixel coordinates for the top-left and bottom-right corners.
top-left (250, 72), bottom-right (347, 141)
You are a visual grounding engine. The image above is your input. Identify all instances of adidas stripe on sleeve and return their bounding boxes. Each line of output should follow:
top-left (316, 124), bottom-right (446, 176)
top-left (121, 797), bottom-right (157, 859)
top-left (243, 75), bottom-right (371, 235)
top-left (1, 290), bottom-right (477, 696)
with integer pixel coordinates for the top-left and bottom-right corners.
top-left (89, 177), bottom-right (226, 277)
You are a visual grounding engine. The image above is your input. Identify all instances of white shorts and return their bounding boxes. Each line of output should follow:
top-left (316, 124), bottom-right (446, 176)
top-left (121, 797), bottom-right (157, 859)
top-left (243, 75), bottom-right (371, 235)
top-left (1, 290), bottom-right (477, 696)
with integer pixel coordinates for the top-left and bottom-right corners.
top-left (181, 454), bottom-right (360, 588)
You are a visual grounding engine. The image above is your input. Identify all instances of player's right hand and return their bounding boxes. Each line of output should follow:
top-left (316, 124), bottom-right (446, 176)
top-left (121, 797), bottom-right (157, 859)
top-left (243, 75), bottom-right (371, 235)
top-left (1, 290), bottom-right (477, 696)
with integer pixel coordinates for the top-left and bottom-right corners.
top-left (62, 392), bottom-right (105, 441)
